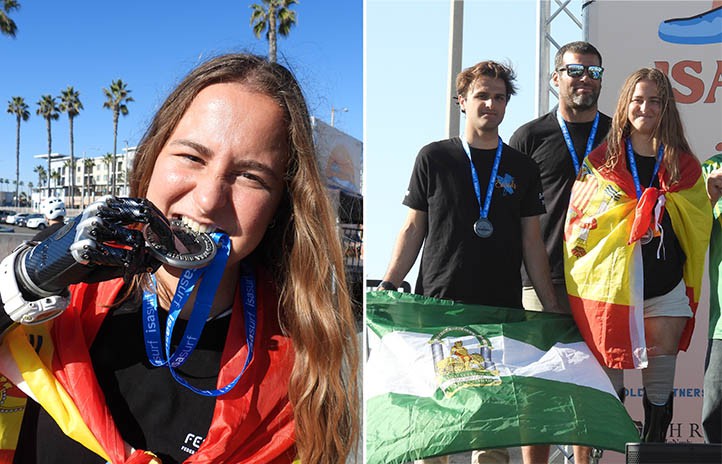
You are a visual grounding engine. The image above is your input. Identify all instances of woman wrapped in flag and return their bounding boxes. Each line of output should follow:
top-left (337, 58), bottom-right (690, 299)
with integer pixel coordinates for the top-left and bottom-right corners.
top-left (563, 67), bottom-right (711, 443)
top-left (0, 54), bottom-right (358, 463)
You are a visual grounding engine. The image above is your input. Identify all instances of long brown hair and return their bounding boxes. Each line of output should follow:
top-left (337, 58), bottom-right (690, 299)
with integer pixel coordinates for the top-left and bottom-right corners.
top-left (130, 53), bottom-right (358, 463)
top-left (605, 67), bottom-right (693, 184)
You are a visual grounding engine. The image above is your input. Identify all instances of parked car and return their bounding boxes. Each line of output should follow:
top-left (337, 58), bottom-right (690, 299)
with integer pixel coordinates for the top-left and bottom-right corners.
top-left (14, 213), bottom-right (33, 228)
top-left (6, 212), bottom-right (28, 225)
top-left (25, 214), bottom-right (48, 230)
top-left (0, 210), bottom-right (16, 223)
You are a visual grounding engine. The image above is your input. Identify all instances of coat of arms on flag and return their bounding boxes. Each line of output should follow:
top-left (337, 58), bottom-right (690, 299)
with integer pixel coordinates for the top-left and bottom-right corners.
top-left (430, 327), bottom-right (501, 396)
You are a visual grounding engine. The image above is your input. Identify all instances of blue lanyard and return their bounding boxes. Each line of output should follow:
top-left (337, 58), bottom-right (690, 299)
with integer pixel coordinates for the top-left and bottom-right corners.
top-left (556, 110), bottom-right (600, 175)
top-left (626, 138), bottom-right (664, 199)
top-left (461, 136), bottom-right (503, 220)
top-left (142, 234), bottom-right (257, 396)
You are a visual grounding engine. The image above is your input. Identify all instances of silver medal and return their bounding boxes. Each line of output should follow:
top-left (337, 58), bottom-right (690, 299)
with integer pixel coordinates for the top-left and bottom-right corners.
top-left (143, 219), bottom-right (217, 268)
top-left (473, 217), bottom-right (494, 238)
top-left (640, 228), bottom-right (654, 245)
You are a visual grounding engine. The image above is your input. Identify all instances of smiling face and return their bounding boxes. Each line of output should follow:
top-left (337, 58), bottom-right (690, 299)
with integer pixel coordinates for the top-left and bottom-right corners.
top-left (145, 83), bottom-right (288, 272)
top-left (553, 51), bottom-right (602, 112)
top-left (458, 76), bottom-right (508, 137)
top-left (627, 79), bottom-right (662, 136)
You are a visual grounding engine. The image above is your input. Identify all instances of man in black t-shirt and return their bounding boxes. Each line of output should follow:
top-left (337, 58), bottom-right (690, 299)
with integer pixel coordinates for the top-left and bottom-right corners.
top-left (509, 41), bottom-right (610, 464)
top-left (510, 41), bottom-right (611, 315)
top-left (378, 60), bottom-right (559, 464)
top-left (380, 60), bottom-right (558, 311)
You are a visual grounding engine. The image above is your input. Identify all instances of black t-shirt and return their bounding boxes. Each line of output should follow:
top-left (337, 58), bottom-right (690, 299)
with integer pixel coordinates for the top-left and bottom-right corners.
top-left (626, 152), bottom-right (686, 299)
top-left (509, 110), bottom-right (611, 285)
top-left (403, 137), bottom-right (545, 308)
top-left (14, 298), bottom-right (229, 464)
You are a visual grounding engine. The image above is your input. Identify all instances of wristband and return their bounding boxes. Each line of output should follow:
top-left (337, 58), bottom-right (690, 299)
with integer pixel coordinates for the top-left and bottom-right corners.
top-left (378, 280), bottom-right (397, 291)
top-left (0, 243), bottom-right (69, 327)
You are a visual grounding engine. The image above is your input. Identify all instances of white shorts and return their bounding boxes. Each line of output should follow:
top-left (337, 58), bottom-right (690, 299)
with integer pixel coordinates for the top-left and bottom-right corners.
top-left (643, 279), bottom-right (692, 319)
top-left (521, 284), bottom-right (572, 314)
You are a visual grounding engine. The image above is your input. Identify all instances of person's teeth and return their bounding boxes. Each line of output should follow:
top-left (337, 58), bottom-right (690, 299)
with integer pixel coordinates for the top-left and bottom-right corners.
top-left (179, 216), bottom-right (217, 234)
top-left (181, 216), bottom-right (199, 232)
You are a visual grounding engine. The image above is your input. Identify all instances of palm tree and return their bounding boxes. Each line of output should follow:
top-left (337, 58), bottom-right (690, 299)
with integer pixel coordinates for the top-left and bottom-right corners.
top-left (82, 158), bottom-right (95, 205)
top-left (63, 159), bottom-right (74, 202)
top-left (102, 153), bottom-right (114, 195)
top-left (102, 79), bottom-right (133, 195)
top-left (250, 0), bottom-right (298, 63)
top-left (59, 86), bottom-right (83, 207)
top-left (36, 94), bottom-right (60, 197)
top-left (34, 164), bottom-right (46, 192)
top-left (0, 0), bottom-right (20, 37)
top-left (7, 96), bottom-right (29, 208)
top-left (50, 170), bottom-right (61, 196)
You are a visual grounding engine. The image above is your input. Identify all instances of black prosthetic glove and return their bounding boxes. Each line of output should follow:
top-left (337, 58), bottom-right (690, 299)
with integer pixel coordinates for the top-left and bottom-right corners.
top-left (0, 197), bottom-right (211, 334)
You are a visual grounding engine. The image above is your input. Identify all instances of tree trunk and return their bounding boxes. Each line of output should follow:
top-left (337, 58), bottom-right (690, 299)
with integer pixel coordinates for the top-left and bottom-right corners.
top-left (69, 116), bottom-right (75, 208)
top-left (112, 110), bottom-right (118, 195)
top-left (269, 4), bottom-right (277, 63)
top-left (15, 115), bottom-right (20, 208)
top-left (47, 119), bottom-right (52, 198)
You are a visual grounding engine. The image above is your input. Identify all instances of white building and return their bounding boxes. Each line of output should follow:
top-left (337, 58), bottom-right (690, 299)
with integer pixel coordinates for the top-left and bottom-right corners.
top-left (32, 146), bottom-right (136, 209)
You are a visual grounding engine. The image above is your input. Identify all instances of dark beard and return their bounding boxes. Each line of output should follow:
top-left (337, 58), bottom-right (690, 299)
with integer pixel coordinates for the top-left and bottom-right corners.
top-left (568, 91), bottom-right (599, 111)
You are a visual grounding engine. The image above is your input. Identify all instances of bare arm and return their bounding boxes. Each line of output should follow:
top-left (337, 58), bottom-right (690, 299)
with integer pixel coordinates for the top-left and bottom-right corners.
top-left (521, 215), bottom-right (561, 312)
top-left (380, 209), bottom-right (428, 289)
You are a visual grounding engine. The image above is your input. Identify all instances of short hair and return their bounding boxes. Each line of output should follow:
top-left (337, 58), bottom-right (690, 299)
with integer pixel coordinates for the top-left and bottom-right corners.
top-left (554, 41), bottom-right (603, 70)
top-left (456, 60), bottom-right (518, 102)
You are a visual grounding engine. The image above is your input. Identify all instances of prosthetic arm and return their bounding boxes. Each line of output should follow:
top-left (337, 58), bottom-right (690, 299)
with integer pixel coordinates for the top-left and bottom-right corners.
top-left (0, 197), bottom-right (207, 334)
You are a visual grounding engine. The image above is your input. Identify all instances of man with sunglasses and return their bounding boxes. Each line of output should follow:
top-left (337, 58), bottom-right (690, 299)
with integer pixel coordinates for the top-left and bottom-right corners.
top-left (509, 41), bottom-right (611, 464)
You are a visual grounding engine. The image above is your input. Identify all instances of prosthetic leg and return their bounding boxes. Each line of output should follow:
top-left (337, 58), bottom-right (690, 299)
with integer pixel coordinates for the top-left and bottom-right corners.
top-left (642, 389), bottom-right (673, 443)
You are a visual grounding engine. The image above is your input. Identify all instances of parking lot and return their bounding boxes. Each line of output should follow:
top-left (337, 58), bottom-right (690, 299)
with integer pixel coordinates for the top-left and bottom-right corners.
top-left (0, 224), bottom-right (43, 236)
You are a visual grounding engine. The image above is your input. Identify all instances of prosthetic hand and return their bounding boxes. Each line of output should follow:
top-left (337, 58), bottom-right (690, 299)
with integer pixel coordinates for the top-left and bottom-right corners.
top-left (0, 197), bottom-right (215, 334)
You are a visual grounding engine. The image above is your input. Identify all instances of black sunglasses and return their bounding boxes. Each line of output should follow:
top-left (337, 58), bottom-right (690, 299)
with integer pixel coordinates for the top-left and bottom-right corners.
top-left (557, 64), bottom-right (604, 80)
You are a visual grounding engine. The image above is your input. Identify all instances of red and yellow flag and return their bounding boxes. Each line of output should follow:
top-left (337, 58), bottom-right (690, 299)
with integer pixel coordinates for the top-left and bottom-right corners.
top-left (564, 143), bottom-right (711, 369)
top-left (0, 273), bottom-right (296, 463)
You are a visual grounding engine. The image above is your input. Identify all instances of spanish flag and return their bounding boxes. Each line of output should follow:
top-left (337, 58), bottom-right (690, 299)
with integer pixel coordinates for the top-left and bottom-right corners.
top-left (564, 142), bottom-right (711, 369)
top-left (0, 275), bottom-right (296, 463)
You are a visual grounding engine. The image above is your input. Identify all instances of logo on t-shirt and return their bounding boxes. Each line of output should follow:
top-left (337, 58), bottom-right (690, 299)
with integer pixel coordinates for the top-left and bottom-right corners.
top-left (180, 433), bottom-right (205, 455)
top-left (495, 173), bottom-right (517, 196)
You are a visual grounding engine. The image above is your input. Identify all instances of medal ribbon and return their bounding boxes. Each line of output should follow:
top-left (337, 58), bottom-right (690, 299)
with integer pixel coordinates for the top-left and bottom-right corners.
top-left (142, 233), bottom-right (257, 396)
top-left (556, 110), bottom-right (600, 175)
top-left (461, 136), bottom-right (503, 221)
top-left (626, 138), bottom-right (664, 199)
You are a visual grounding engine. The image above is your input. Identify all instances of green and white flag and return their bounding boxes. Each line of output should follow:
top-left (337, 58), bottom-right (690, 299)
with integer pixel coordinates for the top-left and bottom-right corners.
top-left (365, 291), bottom-right (639, 464)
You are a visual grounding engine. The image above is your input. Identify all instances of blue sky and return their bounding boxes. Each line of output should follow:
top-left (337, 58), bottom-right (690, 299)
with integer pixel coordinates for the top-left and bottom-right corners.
top-left (0, 0), bottom-right (361, 190)
top-left (365, 0), bottom-right (585, 285)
